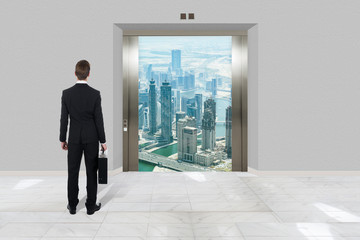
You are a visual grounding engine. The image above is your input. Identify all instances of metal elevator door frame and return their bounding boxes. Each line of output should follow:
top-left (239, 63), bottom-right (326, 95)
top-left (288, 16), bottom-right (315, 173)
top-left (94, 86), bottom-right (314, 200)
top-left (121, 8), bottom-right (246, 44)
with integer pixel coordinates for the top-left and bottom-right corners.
top-left (122, 31), bottom-right (248, 172)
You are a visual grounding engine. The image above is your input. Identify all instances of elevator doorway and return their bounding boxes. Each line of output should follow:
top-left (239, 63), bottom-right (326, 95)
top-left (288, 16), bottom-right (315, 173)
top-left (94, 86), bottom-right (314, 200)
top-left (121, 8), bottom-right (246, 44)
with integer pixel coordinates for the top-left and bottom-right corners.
top-left (122, 29), bottom-right (247, 172)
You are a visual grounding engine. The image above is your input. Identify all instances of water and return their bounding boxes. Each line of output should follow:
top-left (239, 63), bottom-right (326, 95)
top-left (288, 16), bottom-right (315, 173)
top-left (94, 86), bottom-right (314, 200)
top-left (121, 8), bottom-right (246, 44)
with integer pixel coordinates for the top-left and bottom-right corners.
top-left (215, 98), bottom-right (231, 122)
top-left (216, 124), bottom-right (225, 138)
top-left (152, 144), bottom-right (178, 157)
top-left (215, 97), bottom-right (230, 138)
top-left (151, 139), bottom-right (202, 157)
top-left (139, 159), bottom-right (156, 171)
top-left (139, 126), bottom-right (226, 172)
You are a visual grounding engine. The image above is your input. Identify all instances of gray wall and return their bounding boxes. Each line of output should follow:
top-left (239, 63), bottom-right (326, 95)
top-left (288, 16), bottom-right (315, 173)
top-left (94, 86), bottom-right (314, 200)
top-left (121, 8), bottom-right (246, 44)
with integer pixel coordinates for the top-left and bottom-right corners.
top-left (1, 0), bottom-right (360, 171)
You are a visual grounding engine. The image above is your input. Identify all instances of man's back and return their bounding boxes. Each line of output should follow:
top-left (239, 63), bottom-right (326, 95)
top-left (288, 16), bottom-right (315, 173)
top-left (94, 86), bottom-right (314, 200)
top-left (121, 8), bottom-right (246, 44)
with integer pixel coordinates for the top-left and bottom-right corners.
top-left (60, 83), bottom-right (106, 144)
top-left (60, 60), bottom-right (105, 215)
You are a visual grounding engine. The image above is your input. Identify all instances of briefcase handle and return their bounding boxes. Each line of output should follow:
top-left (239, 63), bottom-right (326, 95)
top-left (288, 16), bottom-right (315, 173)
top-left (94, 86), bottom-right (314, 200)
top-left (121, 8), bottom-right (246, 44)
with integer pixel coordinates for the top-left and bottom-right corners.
top-left (99, 147), bottom-right (106, 158)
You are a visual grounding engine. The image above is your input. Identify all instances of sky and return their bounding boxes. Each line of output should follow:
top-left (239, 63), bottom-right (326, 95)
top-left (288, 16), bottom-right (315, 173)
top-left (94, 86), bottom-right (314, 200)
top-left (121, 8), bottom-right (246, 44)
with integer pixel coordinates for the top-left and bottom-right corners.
top-left (139, 36), bottom-right (232, 79)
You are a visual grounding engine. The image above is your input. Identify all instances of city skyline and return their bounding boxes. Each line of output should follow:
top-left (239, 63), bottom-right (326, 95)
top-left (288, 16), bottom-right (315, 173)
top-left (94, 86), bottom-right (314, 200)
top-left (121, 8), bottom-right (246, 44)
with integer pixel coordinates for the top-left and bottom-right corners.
top-left (138, 36), bottom-right (233, 172)
top-left (139, 36), bottom-right (232, 79)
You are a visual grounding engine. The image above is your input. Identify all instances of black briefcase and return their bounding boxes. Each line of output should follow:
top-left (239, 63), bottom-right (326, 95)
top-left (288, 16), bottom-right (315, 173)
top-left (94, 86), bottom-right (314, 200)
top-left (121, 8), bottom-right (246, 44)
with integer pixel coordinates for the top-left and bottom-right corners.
top-left (98, 149), bottom-right (108, 184)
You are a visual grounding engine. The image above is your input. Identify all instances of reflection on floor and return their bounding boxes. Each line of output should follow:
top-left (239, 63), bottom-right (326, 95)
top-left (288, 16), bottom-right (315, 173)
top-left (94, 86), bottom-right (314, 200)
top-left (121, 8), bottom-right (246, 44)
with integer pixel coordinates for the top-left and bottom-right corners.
top-left (1, 171), bottom-right (360, 239)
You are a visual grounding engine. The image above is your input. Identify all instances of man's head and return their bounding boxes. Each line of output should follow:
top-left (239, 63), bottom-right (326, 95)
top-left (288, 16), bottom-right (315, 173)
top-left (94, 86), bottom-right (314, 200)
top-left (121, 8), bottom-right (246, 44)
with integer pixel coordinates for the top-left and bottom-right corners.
top-left (75, 60), bottom-right (90, 80)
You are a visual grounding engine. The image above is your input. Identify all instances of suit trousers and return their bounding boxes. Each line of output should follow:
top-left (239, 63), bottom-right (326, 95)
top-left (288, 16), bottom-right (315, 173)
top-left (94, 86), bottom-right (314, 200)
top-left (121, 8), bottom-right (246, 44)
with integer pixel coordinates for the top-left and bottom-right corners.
top-left (67, 142), bottom-right (99, 208)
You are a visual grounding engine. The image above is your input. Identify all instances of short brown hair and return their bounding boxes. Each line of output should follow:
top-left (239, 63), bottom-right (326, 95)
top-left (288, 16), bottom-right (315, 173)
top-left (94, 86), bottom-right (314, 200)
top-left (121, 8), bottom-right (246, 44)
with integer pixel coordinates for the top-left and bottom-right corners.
top-left (75, 60), bottom-right (90, 80)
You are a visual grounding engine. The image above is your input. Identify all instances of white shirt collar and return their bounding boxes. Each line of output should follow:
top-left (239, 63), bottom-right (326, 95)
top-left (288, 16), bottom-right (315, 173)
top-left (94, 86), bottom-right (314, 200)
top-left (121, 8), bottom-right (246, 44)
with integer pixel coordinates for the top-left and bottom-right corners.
top-left (76, 80), bottom-right (88, 84)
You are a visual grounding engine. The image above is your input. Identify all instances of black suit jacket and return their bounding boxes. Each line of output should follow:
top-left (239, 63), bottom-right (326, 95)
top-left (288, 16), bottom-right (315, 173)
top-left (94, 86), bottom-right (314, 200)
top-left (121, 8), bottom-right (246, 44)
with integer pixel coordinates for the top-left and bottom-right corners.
top-left (60, 83), bottom-right (106, 144)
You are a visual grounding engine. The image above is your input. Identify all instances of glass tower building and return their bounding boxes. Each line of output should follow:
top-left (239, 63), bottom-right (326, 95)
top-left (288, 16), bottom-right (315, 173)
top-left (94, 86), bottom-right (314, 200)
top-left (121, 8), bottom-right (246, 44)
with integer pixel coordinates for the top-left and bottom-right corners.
top-left (171, 50), bottom-right (181, 72)
top-left (202, 98), bottom-right (216, 150)
top-left (160, 81), bottom-right (172, 143)
top-left (148, 79), bottom-right (157, 134)
top-left (225, 106), bottom-right (232, 158)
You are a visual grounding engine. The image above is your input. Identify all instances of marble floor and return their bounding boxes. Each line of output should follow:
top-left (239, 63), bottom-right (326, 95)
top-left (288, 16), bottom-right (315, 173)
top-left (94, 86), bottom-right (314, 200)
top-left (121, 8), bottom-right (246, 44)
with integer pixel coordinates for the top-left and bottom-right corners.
top-left (1, 171), bottom-right (360, 239)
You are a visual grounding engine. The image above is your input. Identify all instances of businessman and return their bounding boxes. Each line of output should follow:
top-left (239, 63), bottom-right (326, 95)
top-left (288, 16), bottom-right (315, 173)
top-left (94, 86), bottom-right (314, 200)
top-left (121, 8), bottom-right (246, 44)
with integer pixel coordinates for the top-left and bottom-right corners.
top-left (59, 60), bottom-right (107, 215)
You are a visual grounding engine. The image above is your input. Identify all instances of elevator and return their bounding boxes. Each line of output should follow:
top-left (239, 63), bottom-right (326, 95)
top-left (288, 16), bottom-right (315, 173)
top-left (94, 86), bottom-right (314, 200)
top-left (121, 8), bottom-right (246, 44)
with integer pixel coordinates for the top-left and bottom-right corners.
top-left (119, 24), bottom-right (248, 172)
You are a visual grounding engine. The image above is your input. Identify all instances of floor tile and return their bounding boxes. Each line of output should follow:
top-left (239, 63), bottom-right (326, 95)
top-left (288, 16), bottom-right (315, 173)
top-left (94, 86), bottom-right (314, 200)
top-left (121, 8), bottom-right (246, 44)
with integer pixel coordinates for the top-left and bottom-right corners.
top-left (44, 223), bottom-right (100, 237)
top-left (149, 212), bottom-right (192, 223)
top-left (1, 172), bottom-right (360, 239)
top-left (150, 202), bottom-right (192, 211)
top-left (104, 212), bottom-right (150, 223)
top-left (190, 212), bottom-right (279, 223)
top-left (151, 194), bottom-right (189, 203)
top-left (0, 223), bottom-right (53, 237)
top-left (193, 223), bottom-right (243, 237)
top-left (96, 223), bottom-right (148, 237)
top-left (107, 202), bottom-right (151, 211)
top-left (147, 223), bottom-right (193, 237)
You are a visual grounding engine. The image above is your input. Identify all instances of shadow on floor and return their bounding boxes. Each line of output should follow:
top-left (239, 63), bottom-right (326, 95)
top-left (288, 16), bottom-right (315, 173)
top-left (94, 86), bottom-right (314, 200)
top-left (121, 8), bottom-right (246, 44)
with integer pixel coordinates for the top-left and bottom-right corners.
top-left (77, 179), bottom-right (129, 210)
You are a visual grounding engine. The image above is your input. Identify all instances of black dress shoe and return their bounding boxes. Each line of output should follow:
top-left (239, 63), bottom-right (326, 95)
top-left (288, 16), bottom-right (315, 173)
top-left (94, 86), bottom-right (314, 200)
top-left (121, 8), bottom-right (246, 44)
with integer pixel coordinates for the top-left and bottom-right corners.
top-left (87, 203), bottom-right (101, 215)
top-left (67, 204), bottom-right (76, 215)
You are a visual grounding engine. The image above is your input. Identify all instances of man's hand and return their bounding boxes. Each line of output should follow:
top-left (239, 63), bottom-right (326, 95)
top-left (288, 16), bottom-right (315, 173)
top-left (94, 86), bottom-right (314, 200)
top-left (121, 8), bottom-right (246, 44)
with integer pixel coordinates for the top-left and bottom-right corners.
top-left (61, 141), bottom-right (68, 150)
top-left (101, 143), bottom-right (107, 151)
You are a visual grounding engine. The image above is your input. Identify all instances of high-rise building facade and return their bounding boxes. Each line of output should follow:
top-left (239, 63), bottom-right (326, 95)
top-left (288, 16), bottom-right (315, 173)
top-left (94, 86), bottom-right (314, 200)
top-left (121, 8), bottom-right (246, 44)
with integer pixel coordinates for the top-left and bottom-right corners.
top-left (176, 90), bottom-right (181, 112)
top-left (175, 111), bottom-right (186, 137)
top-left (160, 81), bottom-right (172, 142)
top-left (177, 118), bottom-right (186, 160)
top-left (195, 93), bottom-right (202, 128)
top-left (184, 71), bottom-right (195, 90)
top-left (204, 98), bottom-right (216, 122)
top-left (177, 116), bottom-right (196, 159)
top-left (139, 91), bottom-right (149, 107)
top-left (181, 97), bottom-right (189, 113)
top-left (139, 104), bottom-right (144, 130)
top-left (146, 64), bottom-right (152, 81)
top-left (177, 76), bottom-right (184, 87)
top-left (171, 50), bottom-right (181, 72)
top-left (201, 109), bottom-right (216, 150)
top-left (187, 105), bottom-right (197, 120)
top-left (211, 78), bottom-right (217, 97)
top-left (144, 107), bottom-right (149, 130)
top-left (182, 127), bottom-right (197, 163)
top-left (171, 95), bottom-right (175, 124)
top-left (148, 79), bottom-right (157, 134)
top-left (225, 106), bottom-right (232, 158)
top-left (202, 98), bottom-right (216, 150)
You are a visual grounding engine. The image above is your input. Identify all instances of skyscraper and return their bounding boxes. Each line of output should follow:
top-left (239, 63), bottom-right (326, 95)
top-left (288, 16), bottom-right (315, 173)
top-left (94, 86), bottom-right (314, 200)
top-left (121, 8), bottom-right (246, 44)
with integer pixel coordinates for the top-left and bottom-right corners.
top-left (146, 64), bottom-right (152, 81)
top-left (225, 106), bottom-right (232, 158)
top-left (202, 98), bottom-right (216, 150)
top-left (171, 96), bottom-right (175, 124)
top-left (177, 118), bottom-right (187, 160)
top-left (171, 50), bottom-right (181, 72)
top-left (148, 79), bottom-right (157, 134)
top-left (176, 90), bottom-right (181, 112)
top-left (139, 91), bottom-right (149, 107)
top-left (177, 76), bottom-right (184, 87)
top-left (139, 104), bottom-right (144, 130)
top-left (160, 81), bottom-right (172, 143)
top-left (177, 116), bottom-right (196, 161)
top-left (201, 109), bottom-right (216, 150)
top-left (211, 78), bottom-right (217, 97)
top-left (204, 98), bottom-right (216, 122)
top-left (182, 127), bottom-right (197, 163)
top-left (175, 111), bottom-right (186, 137)
top-left (144, 107), bottom-right (149, 130)
top-left (195, 94), bottom-right (202, 128)
top-left (187, 105), bottom-right (197, 119)
top-left (181, 97), bottom-right (189, 113)
top-left (184, 71), bottom-right (195, 90)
